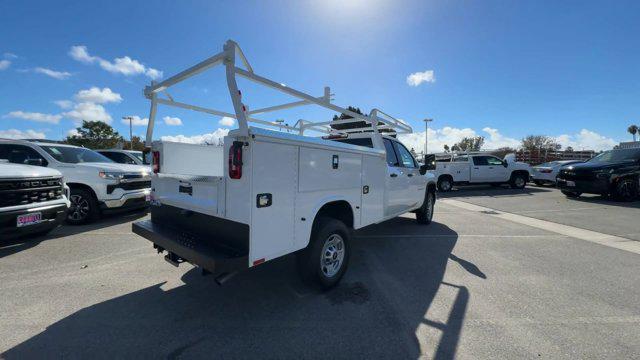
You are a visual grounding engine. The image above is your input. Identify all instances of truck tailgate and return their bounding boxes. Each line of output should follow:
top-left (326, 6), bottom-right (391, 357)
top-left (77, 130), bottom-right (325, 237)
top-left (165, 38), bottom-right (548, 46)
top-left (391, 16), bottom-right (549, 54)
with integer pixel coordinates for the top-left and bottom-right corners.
top-left (152, 174), bottom-right (225, 217)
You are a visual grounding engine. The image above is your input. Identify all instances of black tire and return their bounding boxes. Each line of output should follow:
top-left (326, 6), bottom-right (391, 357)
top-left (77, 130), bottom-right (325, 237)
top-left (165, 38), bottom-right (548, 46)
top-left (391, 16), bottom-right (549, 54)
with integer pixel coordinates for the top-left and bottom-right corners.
top-left (297, 217), bottom-right (351, 289)
top-left (416, 190), bottom-right (435, 225)
top-left (437, 176), bottom-right (453, 192)
top-left (509, 173), bottom-right (527, 189)
top-left (613, 178), bottom-right (638, 202)
top-left (533, 180), bottom-right (545, 186)
top-left (490, 183), bottom-right (502, 187)
top-left (66, 188), bottom-right (99, 225)
top-left (561, 190), bottom-right (581, 198)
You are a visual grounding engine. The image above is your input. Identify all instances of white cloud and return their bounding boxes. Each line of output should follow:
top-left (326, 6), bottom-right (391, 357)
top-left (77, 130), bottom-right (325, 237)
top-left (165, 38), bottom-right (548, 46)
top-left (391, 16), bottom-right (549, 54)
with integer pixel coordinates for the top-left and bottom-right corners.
top-left (555, 129), bottom-right (618, 151)
top-left (218, 116), bottom-right (235, 127)
top-left (67, 128), bottom-right (79, 137)
top-left (3, 111), bottom-right (62, 124)
top-left (0, 60), bottom-right (10, 70)
top-left (54, 100), bottom-right (73, 109)
top-left (4, 52), bottom-right (18, 59)
top-left (163, 116), bottom-right (182, 126)
top-left (68, 45), bottom-right (97, 63)
top-left (0, 129), bottom-right (46, 139)
top-left (121, 116), bottom-right (149, 126)
top-left (161, 128), bottom-right (230, 145)
top-left (34, 67), bottom-right (72, 80)
top-left (399, 126), bottom-right (476, 154)
top-left (74, 87), bottom-right (122, 104)
top-left (406, 70), bottom-right (435, 86)
top-left (481, 127), bottom-right (521, 149)
top-left (63, 102), bottom-right (112, 125)
top-left (69, 45), bottom-right (162, 79)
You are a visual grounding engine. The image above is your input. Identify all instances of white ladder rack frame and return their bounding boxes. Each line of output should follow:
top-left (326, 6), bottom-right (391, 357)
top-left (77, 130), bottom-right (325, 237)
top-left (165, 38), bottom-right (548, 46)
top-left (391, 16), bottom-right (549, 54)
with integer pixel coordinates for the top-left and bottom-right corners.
top-left (144, 40), bottom-right (414, 150)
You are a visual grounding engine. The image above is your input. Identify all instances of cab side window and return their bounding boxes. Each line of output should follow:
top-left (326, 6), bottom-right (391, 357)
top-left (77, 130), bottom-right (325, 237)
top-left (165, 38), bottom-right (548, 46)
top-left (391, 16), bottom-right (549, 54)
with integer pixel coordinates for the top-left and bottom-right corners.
top-left (472, 156), bottom-right (489, 166)
top-left (486, 156), bottom-right (504, 166)
top-left (0, 144), bottom-right (48, 166)
top-left (392, 141), bottom-right (418, 168)
top-left (383, 139), bottom-right (399, 167)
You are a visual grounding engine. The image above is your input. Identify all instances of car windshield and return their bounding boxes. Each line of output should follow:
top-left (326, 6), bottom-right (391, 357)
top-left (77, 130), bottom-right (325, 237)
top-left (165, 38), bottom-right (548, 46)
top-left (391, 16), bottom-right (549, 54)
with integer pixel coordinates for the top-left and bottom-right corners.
top-left (130, 152), bottom-right (144, 162)
top-left (41, 145), bottom-right (114, 164)
top-left (588, 148), bottom-right (640, 163)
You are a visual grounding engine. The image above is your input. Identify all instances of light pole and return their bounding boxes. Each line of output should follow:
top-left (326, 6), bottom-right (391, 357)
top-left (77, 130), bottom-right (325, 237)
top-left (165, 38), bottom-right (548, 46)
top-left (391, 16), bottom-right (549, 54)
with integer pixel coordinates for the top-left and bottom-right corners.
top-left (122, 116), bottom-right (133, 150)
top-left (423, 118), bottom-right (433, 156)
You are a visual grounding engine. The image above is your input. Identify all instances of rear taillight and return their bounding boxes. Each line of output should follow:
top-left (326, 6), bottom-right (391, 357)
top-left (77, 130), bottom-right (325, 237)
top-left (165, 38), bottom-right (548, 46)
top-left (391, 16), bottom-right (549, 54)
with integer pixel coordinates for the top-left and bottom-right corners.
top-left (152, 151), bottom-right (160, 174)
top-left (228, 141), bottom-right (243, 179)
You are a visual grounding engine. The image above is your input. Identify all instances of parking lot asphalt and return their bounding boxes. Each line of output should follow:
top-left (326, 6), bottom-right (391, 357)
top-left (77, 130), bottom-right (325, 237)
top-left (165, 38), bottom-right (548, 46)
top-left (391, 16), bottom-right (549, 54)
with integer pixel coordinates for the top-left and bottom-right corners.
top-left (1, 188), bottom-right (639, 359)
top-left (438, 184), bottom-right (640, 242)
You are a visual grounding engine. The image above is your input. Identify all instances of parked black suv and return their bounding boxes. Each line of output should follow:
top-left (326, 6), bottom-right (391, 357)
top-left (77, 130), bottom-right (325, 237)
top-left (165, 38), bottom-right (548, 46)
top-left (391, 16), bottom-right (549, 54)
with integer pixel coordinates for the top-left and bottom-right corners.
top-left (556, 147), bottom-right (640, 201)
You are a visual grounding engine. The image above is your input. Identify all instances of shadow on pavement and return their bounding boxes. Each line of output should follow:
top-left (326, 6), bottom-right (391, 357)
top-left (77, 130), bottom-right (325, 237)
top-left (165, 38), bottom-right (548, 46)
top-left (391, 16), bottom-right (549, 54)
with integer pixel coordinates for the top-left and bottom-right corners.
top-left (2, 216), bottom-right (484, 359)
top-left (565, 194), bottom-right (640, 209)
top-left (438, 184), bottom-right (552, 198)
top-left (0, 209), bottom-right (148, 259)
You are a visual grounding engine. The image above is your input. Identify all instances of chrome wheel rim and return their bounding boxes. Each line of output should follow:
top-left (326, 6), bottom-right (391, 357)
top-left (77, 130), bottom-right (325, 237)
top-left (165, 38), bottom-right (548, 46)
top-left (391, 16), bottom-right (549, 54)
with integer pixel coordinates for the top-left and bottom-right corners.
top-left (321, 234), bottom-right (345, 278)
top-left (619, 181), bottom-right (633, 198)
top-left (69, 194), bottom-right (90, 221)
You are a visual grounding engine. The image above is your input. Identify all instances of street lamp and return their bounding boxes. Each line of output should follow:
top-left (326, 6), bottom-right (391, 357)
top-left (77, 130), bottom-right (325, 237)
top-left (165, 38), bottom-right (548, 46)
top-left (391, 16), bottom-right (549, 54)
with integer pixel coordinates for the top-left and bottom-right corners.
top-left (423, 118), bottom-right (433, 156)
top-left (122, 116), bottom-right (134, 150)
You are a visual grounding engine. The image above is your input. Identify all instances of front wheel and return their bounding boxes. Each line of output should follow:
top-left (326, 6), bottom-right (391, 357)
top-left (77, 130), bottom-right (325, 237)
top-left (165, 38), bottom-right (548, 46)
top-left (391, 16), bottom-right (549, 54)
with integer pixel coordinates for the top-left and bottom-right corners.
top-left (67, 188), bottom-right (99, 225)
top-left (298, 217), bottom-right (351, 289)
top-left (561, 190), bottom-right (581, 198)
top-left (510, 173), bottom-right (527, 189)
top-left (416, 190), bottom-right (435, 225)
top-left (614, 178), bottom-right (638, 202)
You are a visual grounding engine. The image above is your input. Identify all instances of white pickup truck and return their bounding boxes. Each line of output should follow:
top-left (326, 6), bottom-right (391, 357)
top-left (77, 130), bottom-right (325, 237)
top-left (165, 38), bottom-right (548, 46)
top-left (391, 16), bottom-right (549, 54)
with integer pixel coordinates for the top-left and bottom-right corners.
top-left (132, 40), bottom-right (437, 288)
top-left (432, 152), bottom-right (531, 191)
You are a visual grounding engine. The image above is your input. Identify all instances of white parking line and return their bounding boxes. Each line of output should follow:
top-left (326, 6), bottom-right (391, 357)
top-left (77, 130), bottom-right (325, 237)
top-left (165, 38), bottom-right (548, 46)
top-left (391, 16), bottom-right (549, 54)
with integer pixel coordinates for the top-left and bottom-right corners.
top-left (441, 199), bottom-right (640, 255)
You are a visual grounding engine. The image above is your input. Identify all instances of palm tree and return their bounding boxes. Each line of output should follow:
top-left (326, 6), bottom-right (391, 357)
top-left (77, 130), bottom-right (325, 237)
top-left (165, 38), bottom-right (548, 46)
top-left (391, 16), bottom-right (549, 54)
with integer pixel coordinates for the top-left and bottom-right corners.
top-left (628, 125), bottom-right (639, 142)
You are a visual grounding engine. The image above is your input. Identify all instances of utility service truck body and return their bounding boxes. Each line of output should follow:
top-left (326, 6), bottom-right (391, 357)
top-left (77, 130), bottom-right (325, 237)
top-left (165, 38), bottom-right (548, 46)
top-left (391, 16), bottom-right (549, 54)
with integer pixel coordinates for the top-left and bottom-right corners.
top-left (132, 40), bottom-right (436, 287)
top-left (432, 152), bottom-right (531, 192)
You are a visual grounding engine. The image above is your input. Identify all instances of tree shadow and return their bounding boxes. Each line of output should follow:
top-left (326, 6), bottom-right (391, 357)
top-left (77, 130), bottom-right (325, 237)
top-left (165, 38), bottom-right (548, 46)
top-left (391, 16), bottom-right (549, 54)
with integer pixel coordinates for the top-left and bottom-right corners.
top-left (2, 217), bottom-right (483, 359)
top-left (0, 209), bottom-right (148, 259)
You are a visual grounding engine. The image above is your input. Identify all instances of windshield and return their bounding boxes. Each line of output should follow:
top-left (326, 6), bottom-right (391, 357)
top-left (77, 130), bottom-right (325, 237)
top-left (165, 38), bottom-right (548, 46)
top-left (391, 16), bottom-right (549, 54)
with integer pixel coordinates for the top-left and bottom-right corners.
top-left (130, 152), bottom-right (144, 162)
top-left (42, 145), bottom-right (114, 164)
top-left (588, 148), bottom-right (640, 163)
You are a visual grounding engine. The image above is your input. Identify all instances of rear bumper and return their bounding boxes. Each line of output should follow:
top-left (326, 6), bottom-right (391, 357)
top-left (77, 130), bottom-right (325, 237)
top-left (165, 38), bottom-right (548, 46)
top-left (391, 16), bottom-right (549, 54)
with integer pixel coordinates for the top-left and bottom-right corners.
top-left (132, 219), bottom-right (248, 274)
top-left (556, 177), bottom-right (609, 194)
top-left (0, 203), bottom-right (67, 239)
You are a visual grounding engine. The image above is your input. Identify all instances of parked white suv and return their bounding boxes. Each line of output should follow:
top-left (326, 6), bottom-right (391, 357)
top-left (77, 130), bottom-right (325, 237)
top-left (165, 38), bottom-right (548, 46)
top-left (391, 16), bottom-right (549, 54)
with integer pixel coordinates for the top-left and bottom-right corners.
top-left (0, 140), bottom-right (151, 224)
top-left (0, 162), bottom-right (70, 239)
top-left (432, 152), bottom-right (531, 191)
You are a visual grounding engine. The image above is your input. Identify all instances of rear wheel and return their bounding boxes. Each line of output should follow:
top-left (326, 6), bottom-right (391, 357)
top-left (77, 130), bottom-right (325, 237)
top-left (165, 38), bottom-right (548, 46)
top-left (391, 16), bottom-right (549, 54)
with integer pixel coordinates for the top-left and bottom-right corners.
top-left (561, 190), bottom-right (581, 198)
top-left (416, 190), bottom-right (435, 225)
top-left (67, 188), bottom-right (99, 225)
top-left (614, 178), bottom-right (638, 202)
top-left (437, 176), bottom-right (453, 192)
top-left (298, 217), bottom-right (351, 289)
top-left (510, 173), bottom-right (527, 189)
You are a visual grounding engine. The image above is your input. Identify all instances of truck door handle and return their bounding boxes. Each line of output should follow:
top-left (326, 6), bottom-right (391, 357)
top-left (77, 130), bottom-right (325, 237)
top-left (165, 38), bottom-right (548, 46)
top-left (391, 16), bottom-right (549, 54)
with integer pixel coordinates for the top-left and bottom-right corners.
top-left (407, 173), bottom-right (414, 177)
top-left (390, 173), bottom-right (398, 177)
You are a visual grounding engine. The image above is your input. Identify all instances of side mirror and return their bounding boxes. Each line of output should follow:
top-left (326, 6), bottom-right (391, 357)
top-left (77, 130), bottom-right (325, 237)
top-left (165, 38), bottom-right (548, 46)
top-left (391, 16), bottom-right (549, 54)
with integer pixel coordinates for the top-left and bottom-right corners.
top-left (420, 154), bottom-right (436, 174)
top-left (502, 160), bottom-right (508, 168)
top-left (25, 158), bottom-right (44, 166)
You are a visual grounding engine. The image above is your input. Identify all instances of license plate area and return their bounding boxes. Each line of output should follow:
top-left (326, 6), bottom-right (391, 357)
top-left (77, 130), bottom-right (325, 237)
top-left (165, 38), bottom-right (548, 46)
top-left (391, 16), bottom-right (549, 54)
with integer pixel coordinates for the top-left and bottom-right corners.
top-left (566, 180), bottom-right (576, 187)
top-left (17, 212), bottom-right (42, 227)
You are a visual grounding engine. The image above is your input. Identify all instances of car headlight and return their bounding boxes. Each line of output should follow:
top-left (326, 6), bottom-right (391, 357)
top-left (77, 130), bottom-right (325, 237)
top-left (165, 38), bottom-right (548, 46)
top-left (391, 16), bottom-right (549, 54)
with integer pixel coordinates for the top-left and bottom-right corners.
top-left (98, 171), bottom-right (125, 181)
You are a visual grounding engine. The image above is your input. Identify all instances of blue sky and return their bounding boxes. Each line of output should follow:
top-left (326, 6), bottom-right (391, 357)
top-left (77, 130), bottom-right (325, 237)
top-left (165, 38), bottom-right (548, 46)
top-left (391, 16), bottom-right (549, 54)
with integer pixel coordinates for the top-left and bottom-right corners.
top-left (1, 0), bottom-right (639, 151)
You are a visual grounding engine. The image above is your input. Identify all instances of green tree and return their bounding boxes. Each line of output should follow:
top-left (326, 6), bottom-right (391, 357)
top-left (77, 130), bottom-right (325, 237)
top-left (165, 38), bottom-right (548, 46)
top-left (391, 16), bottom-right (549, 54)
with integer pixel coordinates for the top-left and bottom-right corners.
top-left (628, 124), bottom-right (638, 142)
top-left (492, 147), bottom-right (517, 159)
top-left (443, 144), bottom-right (450, 153)
top-left (451, 136), bottom-right (484, 152)
top-left (123, 136), bottom-right (146, 151)
top-left (521, 135), bottom-right (559, 151)
top-left (65, 120), bottom-right (124, 149)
